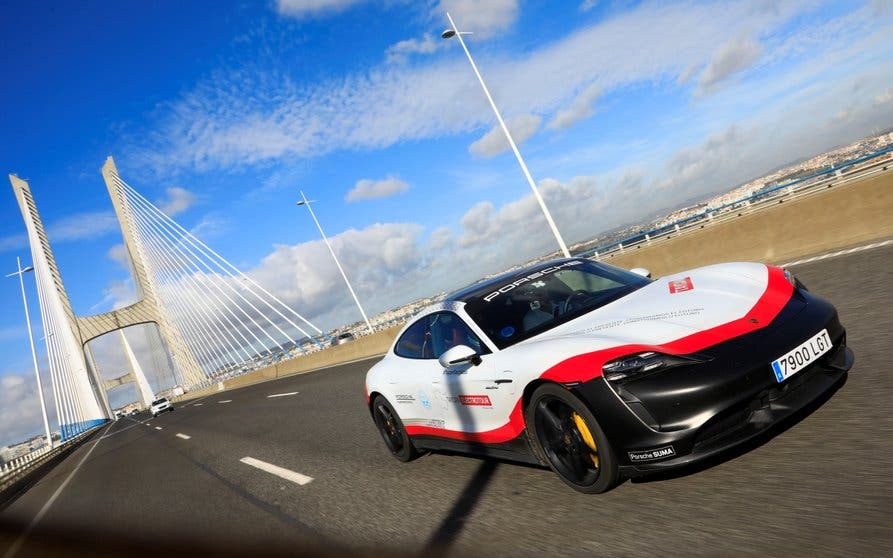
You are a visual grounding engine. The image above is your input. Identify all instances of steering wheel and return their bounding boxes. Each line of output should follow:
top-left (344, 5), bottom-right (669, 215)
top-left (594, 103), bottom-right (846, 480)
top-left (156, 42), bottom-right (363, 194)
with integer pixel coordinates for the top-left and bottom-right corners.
top-left (561, 290), bottom-right (594, 315)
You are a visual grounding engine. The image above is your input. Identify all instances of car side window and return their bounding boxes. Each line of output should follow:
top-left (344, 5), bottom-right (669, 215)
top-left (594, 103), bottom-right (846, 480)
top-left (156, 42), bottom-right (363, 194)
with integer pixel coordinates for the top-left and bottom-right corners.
top-left (426, 312), bottom-right (489, 359)
top-left (394, 318), bottom-right (429, 359)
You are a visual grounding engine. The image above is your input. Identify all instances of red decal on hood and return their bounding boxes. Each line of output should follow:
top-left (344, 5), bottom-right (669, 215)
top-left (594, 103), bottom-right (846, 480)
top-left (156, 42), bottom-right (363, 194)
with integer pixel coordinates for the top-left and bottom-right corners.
top-left (669, 276), bottom-right (694, 294)
top-left (541, 265), bottom-right (793, 383)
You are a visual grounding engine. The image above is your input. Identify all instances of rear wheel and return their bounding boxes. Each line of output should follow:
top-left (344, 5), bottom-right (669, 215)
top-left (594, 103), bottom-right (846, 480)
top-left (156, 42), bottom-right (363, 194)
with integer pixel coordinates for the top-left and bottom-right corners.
top-left (371, 395), bottom-right (419, 462)
top-left (525, 383), bottom-right (618, 493)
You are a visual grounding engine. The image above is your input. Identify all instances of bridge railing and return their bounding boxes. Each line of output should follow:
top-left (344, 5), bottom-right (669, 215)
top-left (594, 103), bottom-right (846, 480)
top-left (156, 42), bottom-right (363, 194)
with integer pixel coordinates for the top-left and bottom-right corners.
top-left (0, 424), bottom-right (106, 500)
top-left (575, 146), bottom-right (893, 261)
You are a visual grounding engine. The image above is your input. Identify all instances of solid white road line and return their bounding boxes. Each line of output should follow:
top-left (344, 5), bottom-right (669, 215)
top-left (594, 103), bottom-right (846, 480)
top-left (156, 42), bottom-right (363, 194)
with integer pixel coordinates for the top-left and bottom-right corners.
top-left (2, 424), bottom-right (110, 558)
top-left (175, 433), bottom-right (191, 440)
top-left (239, 456), bottom-right (313, 486)
top-left (780, 238), bottom-right (893, 267)
top-left (154, 426), bottom-right (163, 430)
top-left (218, 400), bottom-right (232, 404)
top-left (267, 391), bottom-right (299, 398)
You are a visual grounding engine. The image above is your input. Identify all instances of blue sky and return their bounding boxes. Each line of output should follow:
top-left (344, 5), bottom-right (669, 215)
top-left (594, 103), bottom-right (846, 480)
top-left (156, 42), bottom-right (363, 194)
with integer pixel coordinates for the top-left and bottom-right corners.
top-left (1, 0), bottom-right (891, 446)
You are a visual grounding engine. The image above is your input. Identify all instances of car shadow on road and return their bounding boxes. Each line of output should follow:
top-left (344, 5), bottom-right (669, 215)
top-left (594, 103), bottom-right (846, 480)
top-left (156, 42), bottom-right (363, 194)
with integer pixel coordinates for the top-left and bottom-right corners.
top-left (422, 459), bottom-right (498, 555)
top-left (630, 373), bottom-right (848, 485)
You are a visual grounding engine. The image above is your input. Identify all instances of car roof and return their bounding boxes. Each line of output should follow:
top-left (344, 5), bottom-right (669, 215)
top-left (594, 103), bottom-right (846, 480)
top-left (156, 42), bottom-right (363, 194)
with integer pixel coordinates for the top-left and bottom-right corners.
top-left (444, 257), bottom-right (582, 302)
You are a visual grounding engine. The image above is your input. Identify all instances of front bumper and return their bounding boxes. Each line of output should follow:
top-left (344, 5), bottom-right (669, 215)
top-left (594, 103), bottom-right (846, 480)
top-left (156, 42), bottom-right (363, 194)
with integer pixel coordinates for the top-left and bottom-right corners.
top-left (571, 289), bottom-right (854, 477)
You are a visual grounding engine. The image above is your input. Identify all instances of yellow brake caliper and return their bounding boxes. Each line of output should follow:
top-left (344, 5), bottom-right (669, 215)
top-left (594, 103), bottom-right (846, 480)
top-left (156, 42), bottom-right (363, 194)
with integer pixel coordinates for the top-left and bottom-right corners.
top-left (571, 412), bottom-right (600, 468)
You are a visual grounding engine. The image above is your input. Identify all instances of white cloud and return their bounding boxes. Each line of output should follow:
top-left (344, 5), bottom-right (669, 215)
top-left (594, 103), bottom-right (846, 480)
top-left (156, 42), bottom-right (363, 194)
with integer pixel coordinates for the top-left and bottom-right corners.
top-left (1, 211), bottom-right (120, 254)
top-left (45, 211), bottom-right (119, 243)
top-left (547, 84), bottom-right (602, 130)
top-left (129, 1), bottom-right (834, 175)
top-left (158, 186), bottom-right (197, 217)
top-left (438, 0), bottom-right (519, 38)
top-left (698, 35), bottom-right (763, 91)
top-left (580, 0), bottom-right (598, 12)
top-left (469, 114), bottom-right (542, 158)
top-left (275, 0), bottom-right (366, 19)
top-left (0, 233), bottom-right (27, 253)
top-left (108, 243), bottom-right (130, 269)
top-left (89, 278), bottom-right (138, 313)
top-left (346, 176), bottom-right (410, 202)
top-left (386, 34), bottom-right (441, 64)
top-left (0, 371), bottom-right (46, 448)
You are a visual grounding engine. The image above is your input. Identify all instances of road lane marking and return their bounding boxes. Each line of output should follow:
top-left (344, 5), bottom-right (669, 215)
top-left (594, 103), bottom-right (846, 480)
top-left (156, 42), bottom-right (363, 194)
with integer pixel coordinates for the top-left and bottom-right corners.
top-left (175, 433), bottom-right (191, 440)
top-left (239, 457), bottom-right (313, 486)
top-left (3, 424), bottom-right (111, 558)
top-left (194, 403), bottom-right (203, 406)
top-left (267, 391), bottom-right (299, 398)
top-left (155, 427), bottom-right (163, 430)
top-left (219, 399), bottom-right (232, 404)
top-left (781, 238), bottom-right (893, 267)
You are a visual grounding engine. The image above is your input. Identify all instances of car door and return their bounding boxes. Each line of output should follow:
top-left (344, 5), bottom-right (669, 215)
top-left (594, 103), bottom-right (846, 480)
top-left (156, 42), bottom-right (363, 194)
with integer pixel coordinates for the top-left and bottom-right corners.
top-left (425, 312), bottom-right (516, 434)
top-left (386, 317), bottom-right (441, 429)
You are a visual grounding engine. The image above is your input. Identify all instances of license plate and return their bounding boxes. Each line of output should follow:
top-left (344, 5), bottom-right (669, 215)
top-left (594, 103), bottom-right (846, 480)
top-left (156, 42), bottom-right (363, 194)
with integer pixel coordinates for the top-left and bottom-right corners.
top-left (771, 329), bottom-right (833, 383)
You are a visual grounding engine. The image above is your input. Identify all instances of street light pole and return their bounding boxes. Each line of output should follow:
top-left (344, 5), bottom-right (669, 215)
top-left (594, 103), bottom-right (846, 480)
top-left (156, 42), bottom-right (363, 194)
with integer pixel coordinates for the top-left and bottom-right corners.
top-left (6, 257), bottom-right (52, 448)
top-left (296, 191), bottom-right (375, 335)
top-left (442, 12), bottom-right (571, 258)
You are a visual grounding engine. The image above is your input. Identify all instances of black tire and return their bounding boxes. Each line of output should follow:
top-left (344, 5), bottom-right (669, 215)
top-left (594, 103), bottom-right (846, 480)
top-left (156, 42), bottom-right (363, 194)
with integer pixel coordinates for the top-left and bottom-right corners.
top-left (525, 383), bottom-right (619, 494)
top-left (371, 395), bottom-right (419, 462)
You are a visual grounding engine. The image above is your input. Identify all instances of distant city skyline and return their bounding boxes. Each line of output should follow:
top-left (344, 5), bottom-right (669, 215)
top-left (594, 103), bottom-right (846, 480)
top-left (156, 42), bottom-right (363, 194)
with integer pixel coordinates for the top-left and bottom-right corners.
top-left (2, 0), bottom-right (892, 447)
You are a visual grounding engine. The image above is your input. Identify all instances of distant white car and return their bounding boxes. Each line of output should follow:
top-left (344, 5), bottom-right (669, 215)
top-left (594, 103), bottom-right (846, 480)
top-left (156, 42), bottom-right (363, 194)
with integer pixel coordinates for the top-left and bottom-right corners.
top-left (150, 397), bottom-right (173, 417)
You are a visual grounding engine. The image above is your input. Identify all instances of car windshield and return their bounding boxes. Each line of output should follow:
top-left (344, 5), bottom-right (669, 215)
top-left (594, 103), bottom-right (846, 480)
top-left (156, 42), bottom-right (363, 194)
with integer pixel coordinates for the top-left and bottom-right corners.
top-left (462, 260), bottom-right (650, 350)
top-left (152, 399), bottom-right (167, 405)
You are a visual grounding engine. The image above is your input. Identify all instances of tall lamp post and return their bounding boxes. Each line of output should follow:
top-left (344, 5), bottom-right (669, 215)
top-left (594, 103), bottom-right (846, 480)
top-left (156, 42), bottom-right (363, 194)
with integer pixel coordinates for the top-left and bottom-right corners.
top-left (296, 191), bottom-right (374, 335)
top-left (442, 11), bottom-right (571, 258)
top-left (6, 257), bottom-right (52, 448)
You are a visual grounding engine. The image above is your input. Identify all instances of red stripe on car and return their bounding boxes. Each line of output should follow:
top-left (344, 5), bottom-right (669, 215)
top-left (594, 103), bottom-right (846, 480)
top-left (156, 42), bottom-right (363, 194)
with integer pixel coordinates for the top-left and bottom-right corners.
top-left (406, 265), bottom-right (793, 444)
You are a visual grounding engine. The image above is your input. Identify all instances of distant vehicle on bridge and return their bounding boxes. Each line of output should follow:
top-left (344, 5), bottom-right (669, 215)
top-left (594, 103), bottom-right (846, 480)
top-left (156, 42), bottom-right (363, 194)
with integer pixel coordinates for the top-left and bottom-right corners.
top-left (365, 258), bottom-right (853, 493)
top-left (150, 397), bottom-right (173, 418)
top-left (333, 332), bottom-right (355, 345)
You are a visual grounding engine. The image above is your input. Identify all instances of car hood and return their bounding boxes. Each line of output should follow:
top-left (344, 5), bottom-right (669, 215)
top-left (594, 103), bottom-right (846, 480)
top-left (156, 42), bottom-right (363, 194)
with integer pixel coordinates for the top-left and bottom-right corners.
top-left (501, 262), bottom-right (798, 378)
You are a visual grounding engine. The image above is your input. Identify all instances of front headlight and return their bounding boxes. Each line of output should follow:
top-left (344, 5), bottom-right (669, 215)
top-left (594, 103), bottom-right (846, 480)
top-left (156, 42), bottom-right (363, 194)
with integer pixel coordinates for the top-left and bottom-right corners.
top-left (602, 352), bottom-right (709, 382)
top-left (783, 268), bottom-right (808, 291)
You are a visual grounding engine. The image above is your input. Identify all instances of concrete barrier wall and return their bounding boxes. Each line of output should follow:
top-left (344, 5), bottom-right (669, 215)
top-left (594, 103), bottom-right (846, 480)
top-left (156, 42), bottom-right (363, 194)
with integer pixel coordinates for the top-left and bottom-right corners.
top-left (177, 169), bottom-right (892, 399)
top-left (600, 169), bottom-right (893, 277)
top-left (177, 325), bottom-right (404, 400)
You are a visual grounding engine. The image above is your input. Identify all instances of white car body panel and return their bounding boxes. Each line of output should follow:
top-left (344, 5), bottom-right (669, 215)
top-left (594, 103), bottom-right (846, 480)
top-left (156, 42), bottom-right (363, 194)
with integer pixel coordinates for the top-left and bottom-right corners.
top-left (367, 262), bottom-right (772, 436)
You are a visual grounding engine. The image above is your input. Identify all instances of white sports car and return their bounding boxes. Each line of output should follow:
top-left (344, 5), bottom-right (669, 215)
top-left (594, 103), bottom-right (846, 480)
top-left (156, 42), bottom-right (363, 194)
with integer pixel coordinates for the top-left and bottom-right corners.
top-left (365, 258), bottom-right (853, 493)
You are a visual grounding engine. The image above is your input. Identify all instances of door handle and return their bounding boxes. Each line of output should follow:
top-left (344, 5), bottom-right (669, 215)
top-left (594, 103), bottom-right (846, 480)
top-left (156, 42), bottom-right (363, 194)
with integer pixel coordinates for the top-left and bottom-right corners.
top-left (494, 379), bottom-right (513, 384)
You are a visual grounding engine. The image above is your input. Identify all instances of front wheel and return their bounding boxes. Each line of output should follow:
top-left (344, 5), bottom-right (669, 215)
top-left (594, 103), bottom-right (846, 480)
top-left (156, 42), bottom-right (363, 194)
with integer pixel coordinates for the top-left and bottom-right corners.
top-left (525, 383), bottom-right (619, 493)
top-left (371, 395), bottom-right (419, 462)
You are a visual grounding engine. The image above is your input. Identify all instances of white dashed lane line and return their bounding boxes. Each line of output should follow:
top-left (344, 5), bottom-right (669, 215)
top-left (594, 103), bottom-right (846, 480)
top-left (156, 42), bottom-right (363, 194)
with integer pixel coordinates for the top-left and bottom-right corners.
top-left (218, 400), bottom-right (232, 404)
top-left (239, 457), bottom-right (313, 486)
top-left (154, 427), bottom-right (162, 430)
top-left (193, 403), bottom-right (203, 406)
top-left (781, 239), bottom-right (893, 267)
top-left (175, 433), bottom-right (191, 440)
top-left (267, 392), bottom-right (299, 398)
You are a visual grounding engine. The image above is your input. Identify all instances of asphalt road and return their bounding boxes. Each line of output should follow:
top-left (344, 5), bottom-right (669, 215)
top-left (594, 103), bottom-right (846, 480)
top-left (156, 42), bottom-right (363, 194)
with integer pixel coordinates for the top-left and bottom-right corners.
top-left (1, 243), bottom-right (891, 558)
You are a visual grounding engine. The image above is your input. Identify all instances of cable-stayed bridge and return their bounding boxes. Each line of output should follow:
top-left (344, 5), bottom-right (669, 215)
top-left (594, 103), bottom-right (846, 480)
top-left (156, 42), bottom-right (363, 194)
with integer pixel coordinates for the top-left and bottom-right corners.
top-left (9, 157), bottom-right (328, 440)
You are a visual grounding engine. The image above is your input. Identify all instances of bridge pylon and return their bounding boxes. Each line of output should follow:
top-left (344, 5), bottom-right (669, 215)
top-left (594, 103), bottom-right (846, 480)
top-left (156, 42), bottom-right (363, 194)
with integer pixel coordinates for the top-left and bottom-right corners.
top-left (9, 157), bottom-right (206, 437)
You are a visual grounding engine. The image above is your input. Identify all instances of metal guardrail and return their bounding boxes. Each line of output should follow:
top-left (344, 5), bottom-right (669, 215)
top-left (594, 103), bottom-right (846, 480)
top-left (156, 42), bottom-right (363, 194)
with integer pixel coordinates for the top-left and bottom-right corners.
top-left (0, 424), bottom-right (105, 499)
top-left (576, 146), bottom-right (893, 260)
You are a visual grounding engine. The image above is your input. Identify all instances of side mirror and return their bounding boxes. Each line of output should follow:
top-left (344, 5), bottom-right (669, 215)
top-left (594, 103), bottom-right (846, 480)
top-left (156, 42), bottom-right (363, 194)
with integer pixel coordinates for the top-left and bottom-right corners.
top-left (438, 345), bottom-right (482, 369)
top-left (630, 267), bottom-right (652, 279)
